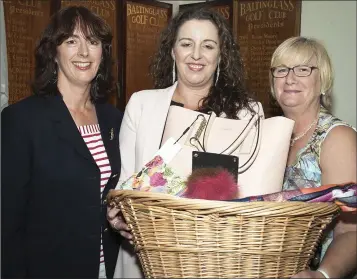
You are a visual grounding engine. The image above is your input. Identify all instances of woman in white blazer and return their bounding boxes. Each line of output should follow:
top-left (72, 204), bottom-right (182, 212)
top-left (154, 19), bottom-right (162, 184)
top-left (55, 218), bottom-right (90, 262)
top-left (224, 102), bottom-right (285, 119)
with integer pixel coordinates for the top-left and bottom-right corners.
top-left (107, 7), bottom-right (261, 278)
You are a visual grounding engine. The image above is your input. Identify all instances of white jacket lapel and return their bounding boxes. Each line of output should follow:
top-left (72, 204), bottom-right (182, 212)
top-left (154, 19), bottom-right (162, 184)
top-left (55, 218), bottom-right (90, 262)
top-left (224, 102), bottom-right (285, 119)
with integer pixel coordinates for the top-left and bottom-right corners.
top-left (139, 83), bottom-right (177, 168)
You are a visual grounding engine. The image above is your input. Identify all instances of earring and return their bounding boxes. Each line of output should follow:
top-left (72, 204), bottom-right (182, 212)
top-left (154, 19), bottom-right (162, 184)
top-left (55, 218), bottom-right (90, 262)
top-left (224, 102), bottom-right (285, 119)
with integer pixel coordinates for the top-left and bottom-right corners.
top-left (215, 64), bottom-right (220, 86)
top-left (172, 60), bottom-right (176, 85)
top-left (321, 91), bottom-right (326, 96)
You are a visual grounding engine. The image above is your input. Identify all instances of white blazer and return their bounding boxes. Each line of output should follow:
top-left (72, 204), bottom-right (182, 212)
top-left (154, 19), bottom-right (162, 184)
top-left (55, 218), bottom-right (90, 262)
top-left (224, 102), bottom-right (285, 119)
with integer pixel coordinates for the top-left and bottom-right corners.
top-left (116, 81), bottom-right (264, 185)
top-left (117, 82), bottom-right (177, 186)
top-left (114, 83), bottom-right (177, 278)
top-left (114, 82), bottom-right (264, 278)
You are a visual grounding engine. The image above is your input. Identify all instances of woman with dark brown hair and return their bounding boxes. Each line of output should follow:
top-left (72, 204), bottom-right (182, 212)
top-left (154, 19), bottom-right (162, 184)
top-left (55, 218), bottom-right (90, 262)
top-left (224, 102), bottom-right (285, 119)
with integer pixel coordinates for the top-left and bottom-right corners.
top-left (1, 6), bottom-right (122, 278)
top-left (107, 7), bottom-right (262, 278)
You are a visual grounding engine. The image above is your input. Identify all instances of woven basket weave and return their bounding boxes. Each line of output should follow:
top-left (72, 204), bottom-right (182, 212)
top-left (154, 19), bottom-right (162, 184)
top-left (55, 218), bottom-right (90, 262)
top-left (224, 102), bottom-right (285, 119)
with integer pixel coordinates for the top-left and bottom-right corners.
top-left (108, 190), bottom-right (340, 278)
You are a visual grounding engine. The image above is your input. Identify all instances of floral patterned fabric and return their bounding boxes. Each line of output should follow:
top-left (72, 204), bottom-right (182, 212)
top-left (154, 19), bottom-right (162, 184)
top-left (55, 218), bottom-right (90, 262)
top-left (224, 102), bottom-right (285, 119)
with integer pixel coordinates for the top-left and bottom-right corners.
top-left (233, 182), bottom-right (357, 213)
top-left (282, 106), bottom-right (356, 261)
top-left (119, 100), bottom-right (196, 196)
top-left (119, 155), bottom-right (187, 197)
top-left (283, 106), bottom-right (354, 191)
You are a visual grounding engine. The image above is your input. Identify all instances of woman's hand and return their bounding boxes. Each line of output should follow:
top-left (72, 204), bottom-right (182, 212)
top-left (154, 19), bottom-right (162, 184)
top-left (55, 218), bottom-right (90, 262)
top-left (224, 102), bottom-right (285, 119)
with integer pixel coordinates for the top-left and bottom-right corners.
top-left (106, 206), bottom-right (133, 240)
top-left (291, 270), bottom-right (325, 278)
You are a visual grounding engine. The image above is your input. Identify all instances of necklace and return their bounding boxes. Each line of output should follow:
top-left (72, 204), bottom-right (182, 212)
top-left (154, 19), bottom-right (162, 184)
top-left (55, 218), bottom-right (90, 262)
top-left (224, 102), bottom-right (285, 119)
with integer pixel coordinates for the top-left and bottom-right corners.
top-left (290, 118), bottom-right (318, 147)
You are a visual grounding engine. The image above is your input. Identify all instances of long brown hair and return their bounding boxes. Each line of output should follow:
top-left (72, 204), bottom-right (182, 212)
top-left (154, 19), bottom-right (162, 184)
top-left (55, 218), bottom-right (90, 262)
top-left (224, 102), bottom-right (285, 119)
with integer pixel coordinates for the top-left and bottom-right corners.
top-left (32, 6), bottom-right (113, 103)
top-left (150, 7), bottom-right (255, 118)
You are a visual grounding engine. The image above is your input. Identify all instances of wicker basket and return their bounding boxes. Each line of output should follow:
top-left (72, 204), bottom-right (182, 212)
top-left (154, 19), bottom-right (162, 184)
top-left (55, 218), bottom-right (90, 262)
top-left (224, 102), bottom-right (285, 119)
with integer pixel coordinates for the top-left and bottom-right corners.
top-left (108, 190), bottom-right (340, 278)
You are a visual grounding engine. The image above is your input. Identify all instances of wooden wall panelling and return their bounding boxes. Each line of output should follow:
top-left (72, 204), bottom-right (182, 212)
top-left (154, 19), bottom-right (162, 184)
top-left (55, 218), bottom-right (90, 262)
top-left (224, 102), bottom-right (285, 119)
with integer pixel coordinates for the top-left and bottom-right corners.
top-left (124, 0), bottom-right (172, 104)
top-left (3, 0), bottom-right (52, 104)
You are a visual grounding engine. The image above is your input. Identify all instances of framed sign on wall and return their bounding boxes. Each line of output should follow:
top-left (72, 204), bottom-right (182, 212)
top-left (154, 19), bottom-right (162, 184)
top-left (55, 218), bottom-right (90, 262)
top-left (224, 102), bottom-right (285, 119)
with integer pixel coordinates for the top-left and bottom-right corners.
top-left (236, 0), bottom-right (301, 117)
top-left (4, 0), bottom-right (173, 111)
top-left (124, 0), bottom-right (172, 106)
top-left (3, 0), bottom-right (52, 104)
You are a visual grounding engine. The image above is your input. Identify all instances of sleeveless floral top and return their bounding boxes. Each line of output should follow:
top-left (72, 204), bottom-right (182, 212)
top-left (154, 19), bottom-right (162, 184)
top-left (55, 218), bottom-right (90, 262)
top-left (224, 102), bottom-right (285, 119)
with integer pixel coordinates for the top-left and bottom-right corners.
top-left (283, 106), bottom-right (355, 261)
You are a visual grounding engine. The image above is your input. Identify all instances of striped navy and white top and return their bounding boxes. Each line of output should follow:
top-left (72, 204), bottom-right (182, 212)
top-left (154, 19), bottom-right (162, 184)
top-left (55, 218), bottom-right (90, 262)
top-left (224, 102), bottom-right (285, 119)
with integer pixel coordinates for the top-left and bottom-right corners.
top-left (78, 124), bottom-right (111, 278)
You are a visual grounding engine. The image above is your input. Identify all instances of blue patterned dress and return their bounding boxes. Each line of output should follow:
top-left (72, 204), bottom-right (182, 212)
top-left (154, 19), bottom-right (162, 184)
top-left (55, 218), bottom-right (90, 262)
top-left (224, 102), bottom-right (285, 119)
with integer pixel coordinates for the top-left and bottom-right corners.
top-left (283, 106), bottom-right (355, 260)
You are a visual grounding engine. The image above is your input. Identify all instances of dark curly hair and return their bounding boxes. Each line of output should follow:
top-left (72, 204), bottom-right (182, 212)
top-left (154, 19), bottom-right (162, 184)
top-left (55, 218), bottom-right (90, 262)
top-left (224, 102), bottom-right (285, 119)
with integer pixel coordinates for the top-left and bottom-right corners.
top-left (32, 6), bottom-right (113, 103)
top-left (150, 7), bottom-right (254, 118)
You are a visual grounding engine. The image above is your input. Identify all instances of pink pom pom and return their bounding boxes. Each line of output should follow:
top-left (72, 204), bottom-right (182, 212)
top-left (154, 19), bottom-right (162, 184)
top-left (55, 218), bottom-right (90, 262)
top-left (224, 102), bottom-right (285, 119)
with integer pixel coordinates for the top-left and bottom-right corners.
top-left (184, 168), bottom-right (238, 200)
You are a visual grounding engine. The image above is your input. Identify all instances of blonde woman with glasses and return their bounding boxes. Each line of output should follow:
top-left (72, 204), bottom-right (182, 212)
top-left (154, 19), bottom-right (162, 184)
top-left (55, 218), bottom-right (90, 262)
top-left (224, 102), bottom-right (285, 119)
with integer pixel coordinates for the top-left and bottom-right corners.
top-left (270, 36), bottom-right (356, 278)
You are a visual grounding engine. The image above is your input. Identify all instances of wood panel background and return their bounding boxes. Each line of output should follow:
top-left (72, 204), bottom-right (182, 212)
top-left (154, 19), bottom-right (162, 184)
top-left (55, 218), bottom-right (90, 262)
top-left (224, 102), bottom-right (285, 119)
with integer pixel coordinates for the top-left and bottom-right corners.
top-left (179, 0), bottom-right (233, 27)
top-left (4, 0), bottom-right (300, 115)
top-left (3, 0), bottom-right (173, 110)
top-left (3, 0), bottom-right (52, 104)
top-left (124, 0), bottom-right (172, 104)
top-left (236, 0), bottom-right (301, 117)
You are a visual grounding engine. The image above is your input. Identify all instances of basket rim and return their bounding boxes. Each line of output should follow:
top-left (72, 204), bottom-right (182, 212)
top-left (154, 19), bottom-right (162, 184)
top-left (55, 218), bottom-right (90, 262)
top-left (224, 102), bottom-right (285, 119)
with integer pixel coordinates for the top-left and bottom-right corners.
top-left (108, 189), bottom-right (340, 217)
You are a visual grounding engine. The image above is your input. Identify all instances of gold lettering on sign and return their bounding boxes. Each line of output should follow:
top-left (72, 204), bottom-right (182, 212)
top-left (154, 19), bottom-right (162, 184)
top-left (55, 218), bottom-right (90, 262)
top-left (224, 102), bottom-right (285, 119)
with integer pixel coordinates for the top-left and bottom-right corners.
top-left (237, 0), bottom-right (300, 117)
top-left (17, 0), bottom-right (41, 8)
top-left (127, 3), bottom-right (168, 27)
top-left (4, 0), bottom-right (50, 104)
top-left (240, 0), bottom-right (294, 16)
top-left (61, 0), bottom-right (116, 19)
top-left (7, 0), bottom-right (45, 17)
top-left (212, 6), bottom-right (230, 20)
top-left (126, 3), bottom-right (169, 101)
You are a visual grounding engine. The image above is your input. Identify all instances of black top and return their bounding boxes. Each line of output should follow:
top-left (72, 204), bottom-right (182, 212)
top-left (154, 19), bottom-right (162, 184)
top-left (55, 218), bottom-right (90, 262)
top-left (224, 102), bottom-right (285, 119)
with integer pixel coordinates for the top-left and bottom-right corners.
top-left (170, 100), bottom-right (184, 107)
top-left (1, 95), bottom-right (123, 278)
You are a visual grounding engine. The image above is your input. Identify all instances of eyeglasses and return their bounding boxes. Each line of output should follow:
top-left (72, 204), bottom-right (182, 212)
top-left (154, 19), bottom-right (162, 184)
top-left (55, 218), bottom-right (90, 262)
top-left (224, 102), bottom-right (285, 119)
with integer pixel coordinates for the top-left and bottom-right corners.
top-left (271, 66), bottom-right (318, 78)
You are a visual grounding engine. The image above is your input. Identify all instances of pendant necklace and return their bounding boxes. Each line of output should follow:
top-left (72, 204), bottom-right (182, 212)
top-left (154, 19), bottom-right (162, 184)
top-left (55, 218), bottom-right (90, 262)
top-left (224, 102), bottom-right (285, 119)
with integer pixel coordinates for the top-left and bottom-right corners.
top-left (290, 118), bottom-right (318, 147)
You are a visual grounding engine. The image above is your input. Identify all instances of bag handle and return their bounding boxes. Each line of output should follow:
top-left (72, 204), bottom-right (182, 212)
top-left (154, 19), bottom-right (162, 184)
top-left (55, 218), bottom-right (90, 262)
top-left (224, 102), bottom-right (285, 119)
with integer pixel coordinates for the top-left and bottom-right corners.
top-left (201, 112), bottom-right (262, 173)
top-left (238, 116), bottom-right (262, 173)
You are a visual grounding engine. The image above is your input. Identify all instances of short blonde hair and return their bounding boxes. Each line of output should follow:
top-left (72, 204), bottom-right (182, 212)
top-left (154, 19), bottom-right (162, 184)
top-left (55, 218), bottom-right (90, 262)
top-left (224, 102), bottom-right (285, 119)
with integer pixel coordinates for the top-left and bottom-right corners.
top-left (269, 36), bottom-right (333, 110)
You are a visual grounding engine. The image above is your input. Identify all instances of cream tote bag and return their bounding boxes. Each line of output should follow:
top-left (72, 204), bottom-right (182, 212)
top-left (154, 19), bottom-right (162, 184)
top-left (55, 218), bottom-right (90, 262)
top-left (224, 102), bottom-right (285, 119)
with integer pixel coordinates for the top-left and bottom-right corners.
top-left (161, 104), bottom-right (294, 198)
